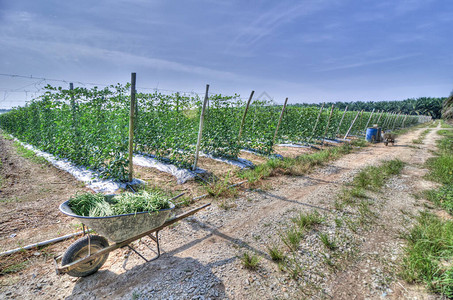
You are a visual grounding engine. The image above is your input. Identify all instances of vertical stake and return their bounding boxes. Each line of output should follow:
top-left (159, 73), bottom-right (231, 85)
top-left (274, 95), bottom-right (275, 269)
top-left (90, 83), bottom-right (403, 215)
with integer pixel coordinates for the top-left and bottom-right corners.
top-left (273, 97), bottom-right (288, 145)
top-left (376, 110), bottom-right (383, 125)
top-left (321, 104), bottom-right (334, 146)
top-left (69, 82), bottom-right (78, 145)
top-left (193, 84), bottom-right (209, 171)
top-left (238, 90), bottom-right (254, 143)
top-left (344, 110), bottom-right (361, 139)
top-left (387, 112), bottom-right (396, 130)
top-left (310, 102), bottom-right (325, 141)
top-left (364, 108), bottom-right (375, 132)
top-left (382, 112), bottom-right (391, 130)
top-left (128, 72), bottom-right (136, 182)
top-left (335, 106), bottom-right (348, 137)
top-left (402, 115), bottom-right (407, 128)
top-left (392, 113), bottom-right (400, 130)
top-left (69, 82), bottom-right (76, 126)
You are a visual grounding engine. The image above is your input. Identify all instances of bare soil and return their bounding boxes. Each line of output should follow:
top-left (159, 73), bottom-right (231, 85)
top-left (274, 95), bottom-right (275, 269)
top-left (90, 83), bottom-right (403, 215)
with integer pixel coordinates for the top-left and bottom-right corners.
top-left (0, 125), bottom-right (448, 299)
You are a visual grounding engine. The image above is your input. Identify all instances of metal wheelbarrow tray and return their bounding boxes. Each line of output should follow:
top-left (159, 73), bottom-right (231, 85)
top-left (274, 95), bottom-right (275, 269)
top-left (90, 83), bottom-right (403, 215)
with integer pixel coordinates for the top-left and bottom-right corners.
top-left (55, 199), bottom-right (210, 277)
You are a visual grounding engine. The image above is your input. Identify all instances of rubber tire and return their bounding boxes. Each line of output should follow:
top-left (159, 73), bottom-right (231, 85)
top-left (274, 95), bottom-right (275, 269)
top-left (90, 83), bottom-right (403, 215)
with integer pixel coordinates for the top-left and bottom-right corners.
top-left (384, 142), bottom-right (388, 146)
top-left (61, 235), bottom-right (109, 277)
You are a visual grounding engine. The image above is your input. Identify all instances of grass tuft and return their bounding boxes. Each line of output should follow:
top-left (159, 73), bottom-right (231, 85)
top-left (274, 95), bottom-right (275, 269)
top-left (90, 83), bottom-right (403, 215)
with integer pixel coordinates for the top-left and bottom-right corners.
top-left (292, 210), bottom-right (324, 231)
top-left (241, 252), bottom-right (260, 270)
top-left (239, 141), bottom-right (366, 184)
top-left (204, 171), bottom-right (238, 198)
top-left (400, 211), bottom-right (453, 297)
top-left (319, 233), bottom-right (337, 250)
top-left (13, 142), bottom-right (48, 165)
top-left (267, 245), bottom-right (285, 261)
top-left (281, 226), bottom-right (302, 251)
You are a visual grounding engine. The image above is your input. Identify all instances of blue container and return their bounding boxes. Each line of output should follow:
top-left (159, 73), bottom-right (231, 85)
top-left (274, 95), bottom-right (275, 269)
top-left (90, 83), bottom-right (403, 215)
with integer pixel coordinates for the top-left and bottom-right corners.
top-left (376, 127), bottom-right (382, 142)
top-left (366, 128), bottom-right (378, 142)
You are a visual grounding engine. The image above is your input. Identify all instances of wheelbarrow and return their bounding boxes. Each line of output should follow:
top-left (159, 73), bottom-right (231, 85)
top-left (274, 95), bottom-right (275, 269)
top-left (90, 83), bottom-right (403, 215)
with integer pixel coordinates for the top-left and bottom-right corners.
top-left (383, 132), bottom-right (395, 146)
top-left (55, 197), bottom-right (210, 277)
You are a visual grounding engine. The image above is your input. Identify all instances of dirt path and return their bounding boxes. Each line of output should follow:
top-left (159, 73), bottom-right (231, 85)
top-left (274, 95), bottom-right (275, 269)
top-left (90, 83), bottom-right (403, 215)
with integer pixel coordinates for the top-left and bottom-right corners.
top-left (0, 126), bottom-right (445, 299)
top-left (0, 137), bottom-right (86, 250)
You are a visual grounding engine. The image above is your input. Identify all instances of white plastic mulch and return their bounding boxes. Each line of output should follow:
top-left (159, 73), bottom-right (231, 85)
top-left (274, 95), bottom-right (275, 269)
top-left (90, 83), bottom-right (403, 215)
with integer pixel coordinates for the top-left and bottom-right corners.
top-left (14, 139), bottom-right (139, 193)
top-left (199, 152), bottom-right (254, 169)
top-left (277, 143), bottom-right (311, 148)
top-left (133, 153), bottom-right (206, 184)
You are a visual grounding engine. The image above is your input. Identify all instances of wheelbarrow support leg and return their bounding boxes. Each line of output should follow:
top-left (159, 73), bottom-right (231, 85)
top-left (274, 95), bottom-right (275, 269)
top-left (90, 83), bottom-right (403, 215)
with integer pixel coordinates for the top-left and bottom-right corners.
top-left (126, 231), bottom-right (161, 262)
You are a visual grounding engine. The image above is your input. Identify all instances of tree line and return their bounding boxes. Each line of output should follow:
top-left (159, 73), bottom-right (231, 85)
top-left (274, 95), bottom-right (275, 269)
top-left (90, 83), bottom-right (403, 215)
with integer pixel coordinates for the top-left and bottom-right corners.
top-left (291, 97), bottom-right (445, 119)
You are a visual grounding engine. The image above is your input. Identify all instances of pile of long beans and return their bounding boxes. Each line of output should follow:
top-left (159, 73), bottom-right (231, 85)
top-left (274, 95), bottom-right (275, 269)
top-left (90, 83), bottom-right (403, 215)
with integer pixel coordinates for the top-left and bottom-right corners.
top-left (68, 190), bottom-right (170, 217)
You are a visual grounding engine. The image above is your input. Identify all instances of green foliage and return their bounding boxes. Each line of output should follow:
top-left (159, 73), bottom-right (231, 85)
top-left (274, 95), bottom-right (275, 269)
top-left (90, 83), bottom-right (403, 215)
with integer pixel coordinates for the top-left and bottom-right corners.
top-left (281, 226), bottom-right (302, 251)
top-left (202, 94), bottom-right (243, 158)
top-left (239, 141), bottom-right (363, 184)
top-left (413, 129), bottom-right (430, 144)
top-left (319, 233), bottom-right (337, 250)
top-left (426, 155), bottom-right (453, 185)
top-left (424, 185), bottom-right (453, 215)
top-left (424, 128), bottom-right (453, 215)
top-left (352, 159), bottom-right (405, 190)
top-left (68, 190), bottom-right (170, 217)
top-left (13, 142), bottom-right (48, 165)
top-left (241, 252), bottom-right (260, 269)
top-left (0, 84), bottom-right (427, 183)
top-left (0, 84), bottom-right (131, 180)
top-left (267, 245), bottom-right (285, 261)
top-left (204, 171), bottom-right (237, 198)
top-left (441, 95), bottom-right (453, 119)
top-left (0, 260), bottom-right (29, 275)
top-left (401, 211), bottom-right (453, 297)
top-left (292, 97), bottom-right (444, 119)
top-left (291, 210), bottom-right (324, 231)
top-left (135, 91), bottom-right (199, 168)
top-left (241, 98), bottom-right (280, 154)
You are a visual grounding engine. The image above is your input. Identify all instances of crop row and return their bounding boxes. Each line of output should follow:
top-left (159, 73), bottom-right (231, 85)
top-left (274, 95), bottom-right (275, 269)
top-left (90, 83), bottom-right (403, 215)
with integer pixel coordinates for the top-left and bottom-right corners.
top-left (0, 84), bottom-right (426, 181)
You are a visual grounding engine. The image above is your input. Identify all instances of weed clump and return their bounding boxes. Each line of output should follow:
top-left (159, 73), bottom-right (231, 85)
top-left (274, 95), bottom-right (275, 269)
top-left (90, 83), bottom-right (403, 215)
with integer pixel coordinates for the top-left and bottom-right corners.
top-left (267, 245), bottom-right (285, 261)
top-left (401, 211), bottom-right (453, 297)
top-left (241, 252), bottom-right (260, 269)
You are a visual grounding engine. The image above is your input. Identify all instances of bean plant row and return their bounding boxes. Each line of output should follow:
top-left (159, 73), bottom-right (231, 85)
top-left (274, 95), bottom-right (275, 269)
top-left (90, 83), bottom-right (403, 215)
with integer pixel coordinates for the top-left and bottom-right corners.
top-left (0, 84), bottom-right (424, 182)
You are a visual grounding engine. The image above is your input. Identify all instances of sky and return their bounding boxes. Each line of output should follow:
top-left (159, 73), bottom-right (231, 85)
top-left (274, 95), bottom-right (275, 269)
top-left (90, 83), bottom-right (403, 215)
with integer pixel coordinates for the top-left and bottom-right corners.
top-left (0, 0), bottom-right (452, 108)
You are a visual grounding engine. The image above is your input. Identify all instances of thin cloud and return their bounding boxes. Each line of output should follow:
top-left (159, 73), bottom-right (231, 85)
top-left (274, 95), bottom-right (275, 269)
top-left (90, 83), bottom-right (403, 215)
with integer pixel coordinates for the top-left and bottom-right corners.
top-left (1, 36), bottom-right (244, 81)
top-left (318, 53), bottom-right (422, 72)
top-left (226, 1), bottom-right (331, 53)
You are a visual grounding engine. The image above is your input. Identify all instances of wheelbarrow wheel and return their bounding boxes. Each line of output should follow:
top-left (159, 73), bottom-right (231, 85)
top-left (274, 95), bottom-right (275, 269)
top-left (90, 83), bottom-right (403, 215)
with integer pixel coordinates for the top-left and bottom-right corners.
top-left (62, 235), bottom-right (109, 277)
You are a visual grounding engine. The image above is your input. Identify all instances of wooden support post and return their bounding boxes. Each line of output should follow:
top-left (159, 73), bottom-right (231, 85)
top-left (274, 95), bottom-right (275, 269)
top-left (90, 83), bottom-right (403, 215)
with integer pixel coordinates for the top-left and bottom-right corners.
top-left (69, 83), bottom-right (76, 126)
top-left (364, 108), bottom-right (375, 132)
top-left (387, 112), bottom-right (396, 130)
top-left (69, 82), bottom-right (75, 110)
top-left (128, 73), bottom-right (136, 182)
top-left (357, 110), bottom-right (364, 132)
top-left (273, 97), bottom-right (288, 145)
top-left (193, 84), bottom-right (210, 171)
top-left (321, 104), bottom-right (334, 146)
top-left (344, 110), bottom-right (361, 140)
top-left (376, 110), bottom-right (383, 125)
top-left (402, 115), bottom-right (408, 128)
top-left (310, 102), bottom-right (325, 140)
top-left (69, 82), bottom-right (78, 147)
top-left (335, 106), bottom-right (348, 137)
top-left (238, 90), bottom-right (254, 142)
top-left (392, 113), bottom-right (400, 130)
top-left (382, 112), bottom-right (391, 130)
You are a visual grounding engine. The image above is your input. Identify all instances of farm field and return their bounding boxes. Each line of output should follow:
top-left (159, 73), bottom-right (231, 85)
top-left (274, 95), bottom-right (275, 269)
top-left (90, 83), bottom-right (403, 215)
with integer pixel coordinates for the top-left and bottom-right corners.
top-left (1, 121), bottom-right (451, 299)
top-left (0, 85), bottom-right (425, 184)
